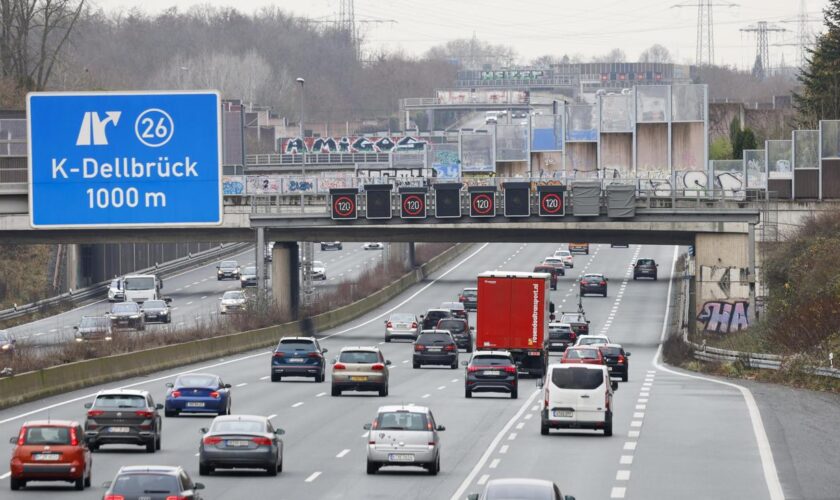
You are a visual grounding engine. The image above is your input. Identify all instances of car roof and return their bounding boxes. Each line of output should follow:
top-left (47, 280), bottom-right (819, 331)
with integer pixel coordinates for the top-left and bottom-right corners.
top-left (118, 465), bottom-right (182, 474)
top-left (339, 346), bottom-right (380, 352)
top-left (549, 322), bottom-right (572, 327)
top-left (462, 287), bottom-right (477, 291)
top-left (419, 329), bottom-right (452, 335)
top-left (176, 372), bottom-right (218, 379)
top-left (96, 389), bottom-right (149, 396)
top-left (425, 308), bottom-right (449, 313)
top-left (471, 350), bottom-right (511, 357)
top-left (280, 336), bottom-right (316, 342)
top-left (548, 362), bottom-right (605, 371)
top-left (486, 478), bottom-right (557, 489)
top-left (212, 414), bottom-right (266, 422)
top-left (22, 419), bottom-right (79, 427)
top-left (582, 335), bottom-right (610, 340)
top-left (441, 302), bottom-right (464, 308)
top-left (377, 404), bottom-right (430, 414)
top-left (438, 318), bottom-right (466, 323)
top-left (601, 343), bottom-right (624, 348)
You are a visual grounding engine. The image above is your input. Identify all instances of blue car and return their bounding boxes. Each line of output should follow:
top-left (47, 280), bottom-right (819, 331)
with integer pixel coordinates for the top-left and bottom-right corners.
top-left (164, 373), bottom-right (231, 417)
top-left (270, 337), bottom-right (328, 382)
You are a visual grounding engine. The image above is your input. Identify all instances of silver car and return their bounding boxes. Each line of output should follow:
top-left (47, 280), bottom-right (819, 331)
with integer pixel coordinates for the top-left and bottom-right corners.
top-left (468, 478), bottom-right (576, 500)
top-left (364, 405), bottom-right (445, 475)
top-left (331, 347), bottom-right (391, 397)
top-left (198, 415), bottom-right (284, 476)
top-left (384, 313), bottom-right (420, 342)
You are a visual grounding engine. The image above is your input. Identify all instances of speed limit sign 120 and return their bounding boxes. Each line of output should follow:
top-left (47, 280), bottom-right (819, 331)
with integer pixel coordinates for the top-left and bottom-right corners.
top-left (400, 192), bottom-right (427, 219)
top-left (538, 187), bottom-right (566, 217)
top-left (329, 188), bottom-right (358, 220)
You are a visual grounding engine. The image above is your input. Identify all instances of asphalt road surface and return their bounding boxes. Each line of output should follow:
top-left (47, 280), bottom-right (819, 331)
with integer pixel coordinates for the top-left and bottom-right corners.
top-left (0, 243), bottom-right (796, 499)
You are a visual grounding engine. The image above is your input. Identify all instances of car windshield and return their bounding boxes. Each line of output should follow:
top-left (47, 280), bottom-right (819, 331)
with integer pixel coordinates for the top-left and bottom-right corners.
top-left (637, 259), bottom-right (655, 265)
top-left (223, 291), bottom-right (244, 300)
top-left (110, 279), bottom-right (121, 288)
top-left (22, 426), bottom-right (71, 445)
top-left (94, 394), bottom-right (146, 409)
top-left (375, 411), bottom-right (429, 431)
top-left (243, 266), bottom-right (257, 275)
top-left (175, 375), bottom-right (217, 387)
top-left (437, 320), bottom-right (466, 334)
top-left (418, 333), bottom-right (452, 344)
top-left (278, 339), bottom-right (316, 351)
top-left (566, 348), bottom-right (600, 359)
top-left (485, 483), bottom-right (556, 499)
top-left (389, 313), bottom-right (415, 323)
top-left (583, 275), bottom-right (603, 280)
top-left (425, 311), bottom-right (450, 321)
top-left (462, 289), bottom-right (477, 298)
top-left (557, 251), bottom-right (571, 257)
top-left (220, 261), bottom-right (238, 269)
top-left (601, 346), bottom-right (623, 356)
top-left (80, 317), bottom-right (109, 328)
top-left (560, 314), bottom-right (584, 323)
top-left (144, 300), bottom-right (166, 309)
top-left (123, 277), bottom-right (155, 290)
top-left (552, 367), bottom-right (605, 390)
top-left (339, 351), bottom-right (379, 364)
top-left (112, 303), bottom-right (139, 313)
top-left (112, 474), bottom-right (179, 495)
top-left (471, 355), bottom-right (512, 366)
top-left (579, 337), bottom-right (608, 345)
top-left (211, 419), bottom-right (265, 433)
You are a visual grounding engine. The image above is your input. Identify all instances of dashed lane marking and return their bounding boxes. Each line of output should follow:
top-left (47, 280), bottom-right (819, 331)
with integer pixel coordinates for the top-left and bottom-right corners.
top-left (305, 472), bottom-right (321, 482)
top-left (316, 392), bottom-right (326, 397)
top-left (477, 474), bottom-right (490, 485)
top-left (489, 458), bottom-right (500, 469)
top-left (620, 455), bottom-right (633, 465)
top-left (336, 449), bottom-right (350, 458)
top-left (616, 470), bottom-right (631, 481)
top-left (499, 445), bottom-right (509, 454)
top-left (292, 402), bottom-right (304, 408)
top-left (235, 382), bottom-right (247, 387)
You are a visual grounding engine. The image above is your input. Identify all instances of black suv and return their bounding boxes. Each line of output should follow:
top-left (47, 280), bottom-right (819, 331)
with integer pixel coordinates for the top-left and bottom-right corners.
top-left (271, 337), bottom-right (328, 382)
top-left (599, 343), bottom-right (631, 382)
top-left (109, 301), bottom-right (145, 331)
top-left (421, 309), bottom-right (453, 330)
top-left (320, 241), bottom-right (343, 251)
top-left (579, 274), bottom-right (608, 297)
top-left (437, 318), bottom-right (473, 352)
top-left (633, 258), bottom-right (658, 280)
top-left (103, 465), bottom-right (204, 500)
top-left (463, 351), bottom-right (518, 399)
top-left (84, 389), bottom-right (163, 452)
top-left (559, 312), bottom-right (590, 337)
top-left (545, 323), bottom-right (576, 352)
top-left (459, 288), bottom-right (478, 311)
top-left (413, 330), bottom-right (459, 369)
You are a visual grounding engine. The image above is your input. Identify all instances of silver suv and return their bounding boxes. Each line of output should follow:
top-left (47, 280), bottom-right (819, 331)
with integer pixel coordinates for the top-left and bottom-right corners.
top-left (363, 405), bottom-right (445, 475)
top-left (83, 389), bottom-right (163, 452)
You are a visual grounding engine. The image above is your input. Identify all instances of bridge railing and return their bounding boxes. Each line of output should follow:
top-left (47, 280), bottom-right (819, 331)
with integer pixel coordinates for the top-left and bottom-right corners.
top-left (246, 153), bottom-right (393, 167)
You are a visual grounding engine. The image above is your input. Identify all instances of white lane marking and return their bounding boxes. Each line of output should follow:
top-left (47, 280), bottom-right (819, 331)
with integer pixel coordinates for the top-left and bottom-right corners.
top-left (186, 301), bottom-right (193, 305)
top-left (450, 389), bottom-right (540, 500)
top-left (336, 449), bottom-right (350, 458)
top-left (654, 247), bottom-right (783, 500)
top-left (499, 445), bottom-right (509, 454)
top-left (611, 486), bottom-right (627, 498)
top-left (0, 472), bottom-right (10, 480)
top-left (438, 386), bottom-right (446, 390)
top-left (489, 458), bottom-right (500, 469)
top-left (633, 412), bottom-right (645, 418)
top-left (616, 470), bottom-right (631, 481)
top-left (402, 360), bottom-right (409, 363)
top-left (507, 433), bottom-right (517, 441)
top-left (620, 455), bottom-right (634, 465)
top-left (636, 404), bottom-right (646, 410)
top-left (531, 405), bottom-right (539, 411)
top-left (321, 244), bottom-right (489, 341)
top-left (361, 432), bottom-right (369, 438)
top-left (638, 398), bottom-right (648, 403)
top-left (629, 430), bottom-right (640, 438)
top-left (524, 413), bottom-right (533, 420)
top-left (631, 421), bottom-right (643, 427)
top-left (201, 296), bottom-right (207, 300)
top-left (305, 471), bottom-right (321, 482)
top-left (48, 328), bottom-right (57, 333)
top-left (477, 474), bottom-right (490, 485)
top-left (451, 378), bottom-right (459, 383)
top-left (316, 392), bottom-right (326, 397)
top-left (235, 382), bottom-right (247, 387)
top-left (267, 414), bottom-right (277, 420)
top-left (515, 422), bottom-right (524, 430)
top-left (623, 442), bottom-right (637, 450)
top-left (421, 394), bottom-right (430, 399)
top-left (292, 402), bottom-right (304, 408)
top-left (260, 376), bottom-right (269, 380)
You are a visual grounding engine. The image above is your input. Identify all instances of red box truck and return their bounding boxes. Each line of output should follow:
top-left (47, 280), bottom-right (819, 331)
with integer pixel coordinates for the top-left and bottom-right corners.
top-left (476, 271), bottom-right (552, 377)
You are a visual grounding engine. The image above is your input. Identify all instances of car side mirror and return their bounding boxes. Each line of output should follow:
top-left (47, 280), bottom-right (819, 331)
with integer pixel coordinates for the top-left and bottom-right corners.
top-left (73, 326), bottom-right (78, 330)
top-left (331, 359), bottom-right (337, 365)
top-left (470, 326), bottom-right (475, 331)
top-left (194, 482), bottom-right (205, 490)
top-left (102, 481), bottom-right (112, 489)
top-left (385, 360), bottom-right (392, 365)
top-left (611, 381), bottom-right (619, 391)
top-left (218, 297), bottom-right (223, 300)
top-left (275, 428), bottom-right (285, 436)
top-left (322, 349), bottom-right (328, 354)
top-left (84, 402), bottom-right (92, 409)
top-left (625, 352), bottom-right (631, 357)
top-left (9, 437), bottom-right (17, 444)
top-left (165, 382), bottom-right (174, 388)
top-left (384, 320), bottom-right (388, 324)
top-left (436, 425), bottom-right (446, 431)
top-left (586, 320), bottom-right (591, 324)
top-left (363, 423), bottom-right (372, 430)
top-left (224, 383), bottom-right (232, 388)
top-left (199, 428), bottom-right (208, 434)
top-left (164, 297), bottom-right (173, 304)
top-left (549, 314), bottom-right (556, 321)
top-left (155, 403), bottom-right (164, 410)
top-left (565, 496), bottom-right (576, 500)
top-left (461, 360), bottom-right (469, 366)
top-left (467, 495), bottom-right (480, 500)
top-left (216, 265), bottom-right (220, 269)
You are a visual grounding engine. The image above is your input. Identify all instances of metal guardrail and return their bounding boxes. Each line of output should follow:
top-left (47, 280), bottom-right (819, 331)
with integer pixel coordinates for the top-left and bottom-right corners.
top-left (0, 242), bottom-right (252, 324)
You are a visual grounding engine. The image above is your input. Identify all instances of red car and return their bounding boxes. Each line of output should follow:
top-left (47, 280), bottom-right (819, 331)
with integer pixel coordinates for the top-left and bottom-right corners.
top-left (9, 420), bottom-right (92, 491)
top-left (560, 346), bottom-right (605, 365)
top-left (533, 265), bottom-right (559, 290)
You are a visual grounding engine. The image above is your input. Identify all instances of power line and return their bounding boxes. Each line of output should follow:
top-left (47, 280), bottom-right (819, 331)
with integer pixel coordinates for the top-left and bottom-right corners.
top-left (672, 1), bottom-right (738, 66)
top-left (741, 21), bottom-right (786, 79)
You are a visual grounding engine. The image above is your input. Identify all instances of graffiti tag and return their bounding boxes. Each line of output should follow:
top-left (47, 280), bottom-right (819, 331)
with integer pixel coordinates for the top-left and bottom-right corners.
top-left (696, 301), bottom-right (750, 333)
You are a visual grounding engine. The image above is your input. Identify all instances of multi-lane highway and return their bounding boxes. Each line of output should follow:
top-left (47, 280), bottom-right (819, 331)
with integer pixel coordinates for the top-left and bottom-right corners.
top-left (7, 243), bottom-right (386, 346)
top-left (0, 243), bottom-right (783, 499)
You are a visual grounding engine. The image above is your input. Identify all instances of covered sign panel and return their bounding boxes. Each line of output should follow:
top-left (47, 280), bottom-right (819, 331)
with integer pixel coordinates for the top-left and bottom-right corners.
top-left (460, 133), bottom-right (495, 173)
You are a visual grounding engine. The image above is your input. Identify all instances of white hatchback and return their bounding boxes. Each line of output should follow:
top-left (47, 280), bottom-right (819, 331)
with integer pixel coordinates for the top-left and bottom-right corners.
top-left (553, 249), bottom-right (574, 268)
top-left (541, 363), bottom-right (617, 436)
top-left (574, 334), bottom-right (611, 347)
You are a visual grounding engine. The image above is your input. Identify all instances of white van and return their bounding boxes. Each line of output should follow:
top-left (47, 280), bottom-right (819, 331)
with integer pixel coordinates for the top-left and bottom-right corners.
top-left (122, 274), bottom-right (163, 304)
top-left (541, 363), bottom-right (617, 436)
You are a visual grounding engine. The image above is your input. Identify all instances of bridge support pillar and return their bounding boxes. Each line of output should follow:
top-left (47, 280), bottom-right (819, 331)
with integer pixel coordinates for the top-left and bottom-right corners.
top-left (408, 242), bottom-right (417, 268)
top-left (271, 242), bottom-right (300, 321)
top-left (256, 228), bottom-right (265, 293)
top-left (694, 233), bottom-right (753, 335)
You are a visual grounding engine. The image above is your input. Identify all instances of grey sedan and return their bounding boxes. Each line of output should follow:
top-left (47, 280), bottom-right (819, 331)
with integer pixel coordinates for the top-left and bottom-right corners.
top-left (198, 415), bottom-right (284, 476)
top-left (384, 313), bottom-right (420, 342)
top-left (469, 478), bottom-right (576, 500)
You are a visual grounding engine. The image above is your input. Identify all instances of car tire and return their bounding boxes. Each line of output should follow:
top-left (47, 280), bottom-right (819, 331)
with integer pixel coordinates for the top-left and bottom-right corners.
top-left (199, 463), bottom-right (211, 476)
top-left (654, 275), bottom-right (658, 281)
top-left (277, 456), bottom-right (283, 473)
top-left (450, 360), bottom-right (458, 369)
top-left (155, 433), bottom-right (161, 451)
top-left (271, 373), bottom-right (281, 382)
top-left (74, 475), bottom-right (85, 490)
top-left (266, 461), bottom-right (278, 477)
top-left (465, 389), bottom-right (472, 398)
top-left (366, 460), bottom-right (379, 475)
top-left (165, 409), bottom-right (176, 418)
top-left (146, 439), bottom-right (155, 453)
top-left (88, 442), bottom-right (99, 452)
top-left (541, 420), bottom-right (550, 435)
top-left (413, 362), bottom-right (420, 369)
top-left (317, 370), bottom-right (325, 383)
top-left (511, 388), bottom-right (518, 399)
top-left (320, 245), bottom-right (326, 251)
top-left (385, 336), bottom-right (391, 343)
top-left (466, 345), bottom-right (473, 353)
top-left (622, 372), bottom-right (628, 382)
top-left (428, 455), bottom-right (440, 475)
top-left (331, 386), bottom-right (341, 397)
top-left (378, 385), bottom-right (387, 397)
top-left (84, 470), bottom-right (91, 488)
top-left (604, 411), bottom-right (614, 436)
top-left (603, 291), bottom-right (608, 297)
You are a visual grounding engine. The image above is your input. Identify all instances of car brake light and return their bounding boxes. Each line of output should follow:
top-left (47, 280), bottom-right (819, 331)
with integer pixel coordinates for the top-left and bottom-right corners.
top-left (503, 365), bottom-right (517, 374)
top-left (203, 436), bottom-right (222, 445)
top-left (414, 344), bottom-right (426, 351)
top-left (444, 344), bottom-right (456, 352)
top-left (70, 426), bottom-right (78, 446)
top-left (617, 355), bottom-right (625, 364)
top-left (252, 437), bottom-right (272, 446)
top-left (104, 496), bottom-right (125, 500)
top-left (371, 363), bottom-right (385, 371)
top-left (135, 410), bottom-right (154, 419)
top-left (171, 390), bottom-right (181, 398)
top-left (308, 352), bottom-right (322, 359)
top-left (16, 426), bottom-right (25, 446)
top-left (411, 322), bottom-right (417, 329)
top-left (544, 388), bottom-right (549, 408)
top-left (334, 363), bottom-right (346, 370)
top-left (467, 366), bottom-right (479, 372)
top-left (87, 410), bottom-right (104, 418)
top-left (458, 295), bottom-right (464, 302)
top-left (428, 441), bottom-right (436, 446)
top-left (570, 332), bottom-right (577, 340)
top-left (600, 281), bottom-right (606, 286)
top-left (210, 391), bottom-right (220, 399)
top-left (386, 321), bottom-right (393, 328)
top-left (273, 352), bottom-right (285, 358)
top-left (166, 496), bottom-right (188, 500)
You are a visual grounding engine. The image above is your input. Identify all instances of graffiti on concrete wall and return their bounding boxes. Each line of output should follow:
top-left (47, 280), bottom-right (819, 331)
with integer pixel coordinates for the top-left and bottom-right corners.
top-left (223, 176), bottom-right (244, 195)
top-left (282, 135), bottom-right (427, 154)
top-left (697, 301), bottom-right (750, 333)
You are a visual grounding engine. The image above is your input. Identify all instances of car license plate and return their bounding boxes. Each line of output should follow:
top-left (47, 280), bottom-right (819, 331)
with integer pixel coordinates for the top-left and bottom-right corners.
top-left (484, 370), bottom-right (500, 376)
top-left (552, 343), bottom-right (565, 347)
top-left (553, 410), bottom-right (573, 418)
top-left (109, 427), bottom-right (130, 433)
top-left (388, 453), bottom-right (415, 462)
top-left (350, 376), bottom-right (368, 382)
top-left (187, 402), bottom-right (205, 407)
top-left (226, 440), bottom-right (250, 447)
top-left (289, 358), bottom-right (305, 363)
top-left (33, 453), bottom-right (60, 461)
top-left (427, 347), bottom-right (442, 351)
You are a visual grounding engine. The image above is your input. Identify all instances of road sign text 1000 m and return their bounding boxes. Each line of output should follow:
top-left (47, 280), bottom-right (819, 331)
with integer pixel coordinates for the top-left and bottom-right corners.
top-left (27, 91), bottom-right (222, 228)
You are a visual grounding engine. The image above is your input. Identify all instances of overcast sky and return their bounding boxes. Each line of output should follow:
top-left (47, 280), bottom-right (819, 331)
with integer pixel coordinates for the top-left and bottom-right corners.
top-left (95, 0), bottom-right (823, 69)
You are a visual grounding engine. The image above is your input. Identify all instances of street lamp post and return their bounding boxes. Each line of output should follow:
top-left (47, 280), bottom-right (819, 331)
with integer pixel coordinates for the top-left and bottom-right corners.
top-left (296, 77), bottom-right (306, 213)
top-left (296, 77), bottom-right (313, 307)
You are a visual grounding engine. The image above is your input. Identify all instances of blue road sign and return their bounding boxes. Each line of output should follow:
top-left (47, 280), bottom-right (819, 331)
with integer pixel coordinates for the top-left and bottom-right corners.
top-left (27, 91), bottom-right (222, 228)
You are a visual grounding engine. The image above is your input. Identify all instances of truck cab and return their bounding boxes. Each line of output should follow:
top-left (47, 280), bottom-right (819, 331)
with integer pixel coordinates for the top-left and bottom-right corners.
top-left (122, 274), bottom-right (163, 304)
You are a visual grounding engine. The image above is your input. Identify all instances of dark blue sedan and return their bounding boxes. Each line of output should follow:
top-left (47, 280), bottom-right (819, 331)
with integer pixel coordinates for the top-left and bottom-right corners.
top-left (270, 337), bottom-right (328, 382)
top-left (164, 373), bottom-right (231, 417)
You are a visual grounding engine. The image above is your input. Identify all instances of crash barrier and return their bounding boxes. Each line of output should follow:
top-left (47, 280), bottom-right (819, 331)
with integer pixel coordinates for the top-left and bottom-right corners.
top-left (0, 242), bottom-right (253, 325)
top-left (0, 243), bottom-right (474, 409)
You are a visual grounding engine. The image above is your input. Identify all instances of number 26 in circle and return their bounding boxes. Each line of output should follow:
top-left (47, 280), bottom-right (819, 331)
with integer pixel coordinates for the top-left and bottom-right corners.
top-left (135, 108), bottom-right (175, 147)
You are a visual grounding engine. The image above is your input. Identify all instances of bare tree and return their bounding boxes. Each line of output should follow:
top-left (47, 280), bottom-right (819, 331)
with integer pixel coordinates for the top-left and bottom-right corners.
top-left (0, 0), bottom-right (84, 90)
top-left (638, 44), bottom-right (672, 63)
top-left (425, 37), bottom-right (517, 69)
top-left (591, 48), bottom-right (626, 63)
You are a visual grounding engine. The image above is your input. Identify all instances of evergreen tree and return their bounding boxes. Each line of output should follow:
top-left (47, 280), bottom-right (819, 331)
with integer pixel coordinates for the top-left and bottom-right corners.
top-left (794, 0), bottom-right (840, 128)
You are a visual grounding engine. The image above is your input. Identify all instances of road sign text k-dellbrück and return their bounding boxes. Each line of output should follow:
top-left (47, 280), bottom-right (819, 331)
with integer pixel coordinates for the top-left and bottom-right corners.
top-left (27, 91), bottom-right (222, 228)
